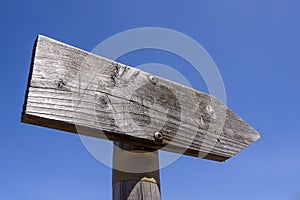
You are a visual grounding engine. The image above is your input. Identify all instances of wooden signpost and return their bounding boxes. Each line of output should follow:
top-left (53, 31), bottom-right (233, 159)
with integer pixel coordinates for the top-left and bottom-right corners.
top-left (21, 35), bottom-right (260, 200)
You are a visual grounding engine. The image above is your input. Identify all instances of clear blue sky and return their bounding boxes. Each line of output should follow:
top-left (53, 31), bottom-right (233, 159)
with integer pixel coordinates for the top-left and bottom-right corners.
top-left (1, 0), bottom-right (300, 199)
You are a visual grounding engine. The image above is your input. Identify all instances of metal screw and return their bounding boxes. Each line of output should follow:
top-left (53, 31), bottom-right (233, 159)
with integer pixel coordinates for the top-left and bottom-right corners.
top-left (148, 75), bottom-right (157, 84)
top-left (154, 131), bottom-right (163, 142)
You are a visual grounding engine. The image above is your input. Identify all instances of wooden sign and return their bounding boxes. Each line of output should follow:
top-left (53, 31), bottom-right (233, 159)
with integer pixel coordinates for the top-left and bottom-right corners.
top-left (21, 35), bottom-right (260, 162)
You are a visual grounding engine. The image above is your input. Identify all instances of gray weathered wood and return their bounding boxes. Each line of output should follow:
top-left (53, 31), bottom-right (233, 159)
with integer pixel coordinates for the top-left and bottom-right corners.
top-left (112, 142), bottom-right (161, 200)
top-left (113, 181), bottom-right (160, 200)
top-left (21, 35), bottom-right (260, 162)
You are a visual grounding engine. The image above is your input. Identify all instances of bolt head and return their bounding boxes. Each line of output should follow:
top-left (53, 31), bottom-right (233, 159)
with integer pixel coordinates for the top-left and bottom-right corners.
top-left (154, 131), bottom-right (163, 142)
top-left (148, 75), bottom-right (157, 84)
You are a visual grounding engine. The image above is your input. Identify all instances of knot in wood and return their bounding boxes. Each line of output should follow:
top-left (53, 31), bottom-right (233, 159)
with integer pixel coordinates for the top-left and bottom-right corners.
top-left (57, 79), bottom-right (66, 89)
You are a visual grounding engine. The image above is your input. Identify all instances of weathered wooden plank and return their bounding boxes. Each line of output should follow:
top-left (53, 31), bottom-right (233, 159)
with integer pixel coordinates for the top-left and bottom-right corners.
top-left (21, 35), bottom-right (260, 161)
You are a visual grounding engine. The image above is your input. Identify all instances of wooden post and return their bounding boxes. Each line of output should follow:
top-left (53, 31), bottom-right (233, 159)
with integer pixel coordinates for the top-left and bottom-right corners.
top-left (112, 142), bottom-right (161, 200)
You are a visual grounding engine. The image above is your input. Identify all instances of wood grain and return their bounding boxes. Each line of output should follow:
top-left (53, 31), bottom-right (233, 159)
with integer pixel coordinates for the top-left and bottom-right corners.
top-left (113, 181), bottom-right (160, 200)
top-left (112, 142), bottom-right (161, 200)
top-left (21, 35), bottom-right (260, 162)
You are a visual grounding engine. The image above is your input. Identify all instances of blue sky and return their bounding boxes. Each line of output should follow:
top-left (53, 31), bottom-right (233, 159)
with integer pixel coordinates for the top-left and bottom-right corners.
top-left (1, 0), bottom-right (300, 199)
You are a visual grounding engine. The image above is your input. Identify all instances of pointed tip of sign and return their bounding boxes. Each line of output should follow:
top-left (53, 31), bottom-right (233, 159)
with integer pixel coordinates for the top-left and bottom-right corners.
top-left (245, 120), bottom-right (260, 143)
top-left (253, 129), bottom-right (261, 141)
top-left (245, 122), bottom-right (261, 144)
